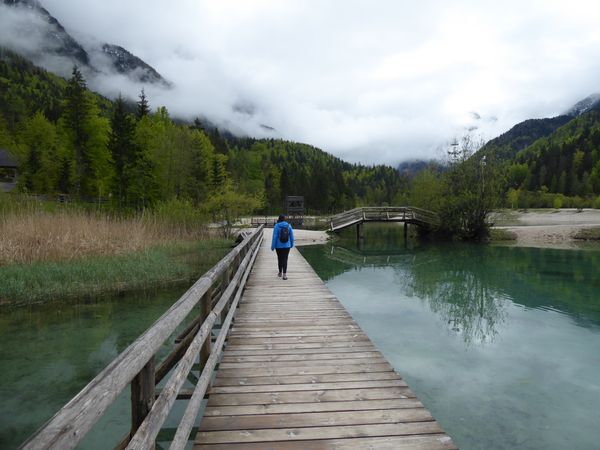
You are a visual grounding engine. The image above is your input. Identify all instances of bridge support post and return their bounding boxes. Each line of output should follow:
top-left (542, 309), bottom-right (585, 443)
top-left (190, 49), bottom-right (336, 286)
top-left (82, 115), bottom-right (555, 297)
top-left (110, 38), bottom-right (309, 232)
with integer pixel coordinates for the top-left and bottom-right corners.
top-left (356, 222), bottom-right (364, 244)
top-left (404, 222), bottom-right (408, 246)
top-left (130, 356), bottom-right (155, 446)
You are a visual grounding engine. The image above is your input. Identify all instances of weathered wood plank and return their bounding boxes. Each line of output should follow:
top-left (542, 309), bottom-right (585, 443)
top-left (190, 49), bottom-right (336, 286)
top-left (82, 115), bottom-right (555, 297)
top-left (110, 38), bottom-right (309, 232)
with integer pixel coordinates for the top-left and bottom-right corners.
top-left (222, 345), bottom-right (377, 356)
top-left (203, 398), bottom-right (425, 416)
top-left (206, 387), bottom-right (415, 406)
top-left (215, 362), bottom-right (394, 378)
top-left (218, 357), bottom-right (388, 369)
top-left (198, 407), bottom-right (432, 431)
top-left (209, 379), bottom-right (407, 394)
top-left (194, 434), bottom-right (457, 450)
top-left (195, 421), bottom-right (443, 444)
top-left (213, 371), bottom-right (398, 387)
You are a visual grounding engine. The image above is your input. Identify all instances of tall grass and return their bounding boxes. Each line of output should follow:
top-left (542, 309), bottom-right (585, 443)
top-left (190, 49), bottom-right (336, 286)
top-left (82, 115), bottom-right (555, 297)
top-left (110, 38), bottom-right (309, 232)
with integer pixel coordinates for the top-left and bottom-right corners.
top-left (0, 241), bottom-right (231, 306)
top-left (0, 194), bottom-right (233, 305)
top-left (0, 195), bottom-right (212, 266)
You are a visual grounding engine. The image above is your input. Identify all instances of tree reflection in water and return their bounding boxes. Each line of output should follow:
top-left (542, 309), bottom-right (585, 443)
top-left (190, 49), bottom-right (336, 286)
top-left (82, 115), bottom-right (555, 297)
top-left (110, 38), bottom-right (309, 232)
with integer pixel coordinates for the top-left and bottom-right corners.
top-left (402, 246), bottom-right (508, 345)
top-left (301, 222), bottom-right (600, 345)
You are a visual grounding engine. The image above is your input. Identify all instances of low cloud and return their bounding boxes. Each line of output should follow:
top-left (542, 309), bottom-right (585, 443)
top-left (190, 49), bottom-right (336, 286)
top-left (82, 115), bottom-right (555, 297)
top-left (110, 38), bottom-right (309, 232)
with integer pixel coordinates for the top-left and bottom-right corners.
top-left (3, 1), bottom-right (600, 165)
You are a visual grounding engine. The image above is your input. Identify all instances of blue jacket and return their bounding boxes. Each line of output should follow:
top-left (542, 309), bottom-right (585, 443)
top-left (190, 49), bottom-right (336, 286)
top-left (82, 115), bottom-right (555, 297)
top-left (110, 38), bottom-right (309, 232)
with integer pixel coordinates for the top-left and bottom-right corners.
top-left (271, 221), bottom-right (294, 250)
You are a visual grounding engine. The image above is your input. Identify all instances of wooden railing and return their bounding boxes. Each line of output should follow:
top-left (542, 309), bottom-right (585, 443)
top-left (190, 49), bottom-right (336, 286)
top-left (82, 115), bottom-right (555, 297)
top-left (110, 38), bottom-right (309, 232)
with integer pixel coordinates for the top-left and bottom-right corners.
top-left (20, 226), bottom-right (264, 450)
top-left (329, 206), bottom-right (440, 231)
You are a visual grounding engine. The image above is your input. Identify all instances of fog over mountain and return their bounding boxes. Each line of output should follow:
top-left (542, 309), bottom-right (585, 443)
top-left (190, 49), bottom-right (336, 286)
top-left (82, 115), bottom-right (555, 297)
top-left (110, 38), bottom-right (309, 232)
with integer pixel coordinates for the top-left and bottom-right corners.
top-left (3, 0), bottom-right (600, 165)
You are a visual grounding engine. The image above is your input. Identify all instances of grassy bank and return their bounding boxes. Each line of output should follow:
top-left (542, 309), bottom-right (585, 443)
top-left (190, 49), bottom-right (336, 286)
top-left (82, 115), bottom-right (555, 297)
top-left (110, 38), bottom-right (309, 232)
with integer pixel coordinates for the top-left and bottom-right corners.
top-left (0, 195), bottom-right (233, 306)
top-left (0, 240), bottom-right (231, 307)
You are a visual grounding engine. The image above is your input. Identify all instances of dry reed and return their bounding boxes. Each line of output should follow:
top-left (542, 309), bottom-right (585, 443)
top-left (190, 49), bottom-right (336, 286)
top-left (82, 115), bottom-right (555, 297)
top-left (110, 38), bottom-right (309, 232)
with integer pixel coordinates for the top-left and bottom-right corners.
top-left (0, 209), bottom-right (210, 266)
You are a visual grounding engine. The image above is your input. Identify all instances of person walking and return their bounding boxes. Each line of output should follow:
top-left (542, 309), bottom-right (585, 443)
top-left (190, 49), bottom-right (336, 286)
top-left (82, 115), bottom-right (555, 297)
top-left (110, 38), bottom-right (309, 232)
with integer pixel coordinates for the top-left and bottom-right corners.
top-left (271, 214), bottom-right (294, 280)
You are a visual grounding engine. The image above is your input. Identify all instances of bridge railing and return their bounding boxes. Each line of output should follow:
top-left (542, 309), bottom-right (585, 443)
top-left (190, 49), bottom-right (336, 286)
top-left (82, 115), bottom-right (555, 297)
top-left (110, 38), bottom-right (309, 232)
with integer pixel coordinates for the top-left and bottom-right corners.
top-left (20, 226), bottom-right (264, 450)
top-left (329, 206), bottom-right (439, 231)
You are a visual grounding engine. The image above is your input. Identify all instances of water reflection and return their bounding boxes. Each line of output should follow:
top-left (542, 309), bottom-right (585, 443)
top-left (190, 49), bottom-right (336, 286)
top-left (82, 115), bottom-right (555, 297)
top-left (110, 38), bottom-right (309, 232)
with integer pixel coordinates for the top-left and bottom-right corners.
top-left (302, 223), bottom-right (600, 345)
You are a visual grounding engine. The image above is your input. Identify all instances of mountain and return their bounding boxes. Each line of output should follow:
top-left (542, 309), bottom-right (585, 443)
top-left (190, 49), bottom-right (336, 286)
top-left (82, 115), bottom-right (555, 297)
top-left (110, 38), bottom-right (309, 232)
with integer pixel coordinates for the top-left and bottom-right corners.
top-left (0, 0), bottom-right (169, 86)
top-left (397, 159), bottom-right (445, 178)
top-left (564, 93), bottom-right (600, 117)
top-left (512, 109), bottom-right (600, 196)
top-left (477, 115), bottom-right (572, 162)
top-left (100, 44), bottom-right (170, 87)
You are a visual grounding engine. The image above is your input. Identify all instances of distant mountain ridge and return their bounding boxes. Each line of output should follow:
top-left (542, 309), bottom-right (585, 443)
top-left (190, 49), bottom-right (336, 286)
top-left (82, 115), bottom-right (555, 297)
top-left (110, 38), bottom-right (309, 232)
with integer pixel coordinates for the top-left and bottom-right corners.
top-left (564, 93), bottom-right (600, 117)
top-left (477, 115), bottom-right (573, 162)
top-left (1, 0), bottom-right (170, 86)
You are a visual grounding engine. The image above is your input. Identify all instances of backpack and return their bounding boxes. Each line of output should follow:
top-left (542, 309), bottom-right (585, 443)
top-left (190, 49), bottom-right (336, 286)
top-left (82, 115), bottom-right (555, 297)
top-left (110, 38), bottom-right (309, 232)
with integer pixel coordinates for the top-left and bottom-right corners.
top-left (279, 225), bottom-right (289, 243)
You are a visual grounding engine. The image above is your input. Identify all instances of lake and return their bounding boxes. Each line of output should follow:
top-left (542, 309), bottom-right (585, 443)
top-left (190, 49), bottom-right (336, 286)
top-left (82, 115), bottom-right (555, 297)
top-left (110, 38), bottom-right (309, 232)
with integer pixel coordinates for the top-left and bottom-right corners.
top-left (299, 224), bottom-right (600, 450)
top-left (0, 287), bottom-right (196, 449)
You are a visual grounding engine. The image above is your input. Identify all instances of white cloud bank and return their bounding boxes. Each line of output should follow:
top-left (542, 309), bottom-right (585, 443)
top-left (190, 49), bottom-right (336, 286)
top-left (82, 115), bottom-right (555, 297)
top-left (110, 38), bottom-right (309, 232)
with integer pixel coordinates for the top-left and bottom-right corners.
top-left (8, 0), bottom-right (600, 164)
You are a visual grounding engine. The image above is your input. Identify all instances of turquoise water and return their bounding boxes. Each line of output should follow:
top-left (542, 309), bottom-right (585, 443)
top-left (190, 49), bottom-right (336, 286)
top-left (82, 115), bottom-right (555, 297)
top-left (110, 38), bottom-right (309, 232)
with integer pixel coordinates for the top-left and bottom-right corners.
top-left (0, 287), bottom-right (194, 449)
top-left (300, 226), bottom-right (600, 450)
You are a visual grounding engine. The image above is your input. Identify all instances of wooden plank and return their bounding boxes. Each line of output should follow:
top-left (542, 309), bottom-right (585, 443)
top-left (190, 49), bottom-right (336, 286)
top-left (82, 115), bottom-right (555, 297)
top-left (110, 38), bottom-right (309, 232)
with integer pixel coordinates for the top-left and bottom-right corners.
top-left (226, 335), bottom-right (371, 345)
top-left (215, 363), bottom-right (394, 378)
top-left (224, 341), bottom-right (374, 351)
top-left (206, 387), bottom-right (415, 406)
top-left (194, 434), bottom-right (457, 449)
top-left (209, 379), bottom-right (407, 394)
top-left (195, 421), bottom-right (443, 444)
top-left (223, 345), bottom-right (377, 355)
top-left (203, 398), bottom-right (425, 416)
top-left (220, 351), bottom-right (382, 363)
top-left (198, 407), bottom-right (432, 431)
top-left (213, 371), bottom-right (398, 387)
top-left (218, 357), bottom-right (388, 369)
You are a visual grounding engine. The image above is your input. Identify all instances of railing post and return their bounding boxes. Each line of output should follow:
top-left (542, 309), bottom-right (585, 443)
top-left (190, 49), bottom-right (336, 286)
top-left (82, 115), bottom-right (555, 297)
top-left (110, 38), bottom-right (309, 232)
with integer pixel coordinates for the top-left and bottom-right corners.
top-left (130, 356), bottom-right (155, 446)
top-left (198, 289), bottom-right (212, 375)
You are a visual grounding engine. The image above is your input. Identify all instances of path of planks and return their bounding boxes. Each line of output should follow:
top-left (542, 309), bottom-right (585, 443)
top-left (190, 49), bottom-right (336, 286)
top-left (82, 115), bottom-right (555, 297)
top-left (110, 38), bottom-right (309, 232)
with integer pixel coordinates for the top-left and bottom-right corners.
top-left (194, 235), bottom-right (457, 449)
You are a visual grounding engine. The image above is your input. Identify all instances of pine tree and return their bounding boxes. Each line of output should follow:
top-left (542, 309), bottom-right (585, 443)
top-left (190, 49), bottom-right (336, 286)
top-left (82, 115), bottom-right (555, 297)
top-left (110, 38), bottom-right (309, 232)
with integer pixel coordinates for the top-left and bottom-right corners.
top-left (109, 95), bottom-right (137, 206)
top-left (63, 66), bottom-right (90, 198)
top-left (62, 66), bottom-right (112, 200)
top-left (136, 88), bottom-right (150, 119)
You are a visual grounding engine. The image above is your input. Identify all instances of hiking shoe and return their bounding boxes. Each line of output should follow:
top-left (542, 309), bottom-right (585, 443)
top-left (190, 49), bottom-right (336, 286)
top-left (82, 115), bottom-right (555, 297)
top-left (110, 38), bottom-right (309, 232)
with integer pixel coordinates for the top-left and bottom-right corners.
top-left (283, 275), bottom-right (288, 280)
top-left (278, 272), bottom-right (282, 278)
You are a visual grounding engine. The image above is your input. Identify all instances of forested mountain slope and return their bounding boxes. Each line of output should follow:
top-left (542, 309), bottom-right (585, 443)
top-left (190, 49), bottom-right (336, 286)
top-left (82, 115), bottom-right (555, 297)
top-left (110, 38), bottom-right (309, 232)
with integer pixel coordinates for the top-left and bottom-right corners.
top-left (0, 48), bottom-right (409, 213)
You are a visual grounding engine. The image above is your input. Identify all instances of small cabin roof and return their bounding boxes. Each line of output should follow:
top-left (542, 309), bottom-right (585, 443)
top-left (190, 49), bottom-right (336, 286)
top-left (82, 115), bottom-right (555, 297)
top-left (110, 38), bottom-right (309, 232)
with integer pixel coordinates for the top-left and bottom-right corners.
top-left (0, 148), bottom-right (19, 168)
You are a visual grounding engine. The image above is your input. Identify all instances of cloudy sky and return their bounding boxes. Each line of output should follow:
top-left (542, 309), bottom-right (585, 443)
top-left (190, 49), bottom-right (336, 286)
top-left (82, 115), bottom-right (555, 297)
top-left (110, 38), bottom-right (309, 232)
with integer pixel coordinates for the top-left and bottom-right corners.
top-left (12, 1), bottom-right (600, 164)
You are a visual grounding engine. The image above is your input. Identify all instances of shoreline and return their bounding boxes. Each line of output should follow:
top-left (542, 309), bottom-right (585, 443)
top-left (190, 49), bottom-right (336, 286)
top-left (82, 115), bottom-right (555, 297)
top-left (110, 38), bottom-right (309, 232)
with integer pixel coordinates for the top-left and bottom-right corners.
top-left (490, 209), bottom-right (600, 249)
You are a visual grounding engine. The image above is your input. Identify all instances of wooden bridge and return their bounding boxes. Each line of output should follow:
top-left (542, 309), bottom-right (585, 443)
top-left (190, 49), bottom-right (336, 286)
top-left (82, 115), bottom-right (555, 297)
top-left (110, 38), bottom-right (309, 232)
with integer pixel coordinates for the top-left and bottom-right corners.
top-left (21, 227), bottom-right (456, 450)
top-left (329, 207), bottom-right (440, 234)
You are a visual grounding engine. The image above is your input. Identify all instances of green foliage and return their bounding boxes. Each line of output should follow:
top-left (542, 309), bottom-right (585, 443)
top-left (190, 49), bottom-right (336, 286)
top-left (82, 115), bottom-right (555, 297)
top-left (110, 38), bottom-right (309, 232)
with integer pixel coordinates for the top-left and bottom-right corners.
top-left (513, 111), bottom-right (600, 197)
top-left (478, 115), bottom-right (572, 162)
top-left (408, 168), bottom-right (444, 211)
top-left (436, 137), bottom-right (503, 240)
top-left (203, 183), bottom-right (265, 237)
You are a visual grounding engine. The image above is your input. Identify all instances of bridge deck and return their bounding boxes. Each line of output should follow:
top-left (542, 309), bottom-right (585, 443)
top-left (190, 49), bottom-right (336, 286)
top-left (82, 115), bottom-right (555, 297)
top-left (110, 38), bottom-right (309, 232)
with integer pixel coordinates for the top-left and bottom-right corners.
top-left (194, 236), bottom-right (456, 449)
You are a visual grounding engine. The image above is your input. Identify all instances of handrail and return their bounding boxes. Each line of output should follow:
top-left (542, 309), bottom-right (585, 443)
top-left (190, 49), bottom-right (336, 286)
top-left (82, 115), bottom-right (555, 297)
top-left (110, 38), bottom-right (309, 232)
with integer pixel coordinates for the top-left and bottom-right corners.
top-left (20, 226), bottom-right (264, 450)
top-left (329, 206), bottom-right (439, 231)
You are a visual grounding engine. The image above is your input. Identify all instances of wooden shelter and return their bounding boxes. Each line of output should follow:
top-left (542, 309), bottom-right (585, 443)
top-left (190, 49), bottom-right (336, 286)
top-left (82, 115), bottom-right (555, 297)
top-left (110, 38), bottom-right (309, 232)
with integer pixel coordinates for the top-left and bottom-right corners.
top-left (286, 195), bottom-right (304, 227)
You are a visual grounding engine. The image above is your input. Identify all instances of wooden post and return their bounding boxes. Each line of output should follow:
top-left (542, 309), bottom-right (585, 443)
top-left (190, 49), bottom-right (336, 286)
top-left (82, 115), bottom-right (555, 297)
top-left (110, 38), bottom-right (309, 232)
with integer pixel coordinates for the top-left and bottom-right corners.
top-left (198, 290), bottom-right (212, 375)
top-left (404, 222), bottom-right (408, 246)
top-left (130, 357), bottom-right (155, 445)
top-left (356, 222), bottom-right (364, 244)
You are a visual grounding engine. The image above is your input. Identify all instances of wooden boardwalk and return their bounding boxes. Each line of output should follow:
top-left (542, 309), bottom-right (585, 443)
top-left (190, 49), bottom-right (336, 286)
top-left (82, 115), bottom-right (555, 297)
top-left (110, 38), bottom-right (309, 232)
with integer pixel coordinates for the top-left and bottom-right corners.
top-left (194, 237), bottom-right (457, 449)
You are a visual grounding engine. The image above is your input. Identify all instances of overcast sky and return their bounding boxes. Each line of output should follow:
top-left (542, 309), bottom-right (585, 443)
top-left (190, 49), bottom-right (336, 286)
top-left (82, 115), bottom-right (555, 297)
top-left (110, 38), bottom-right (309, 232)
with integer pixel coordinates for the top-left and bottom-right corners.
top-left (19, 1), bottom-right (600, 164)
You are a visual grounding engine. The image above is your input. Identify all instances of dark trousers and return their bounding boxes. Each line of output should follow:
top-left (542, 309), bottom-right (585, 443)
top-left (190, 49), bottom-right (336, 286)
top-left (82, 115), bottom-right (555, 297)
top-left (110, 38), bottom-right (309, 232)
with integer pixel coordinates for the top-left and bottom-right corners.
top-left (276, 248), bottom-right (290, 274)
